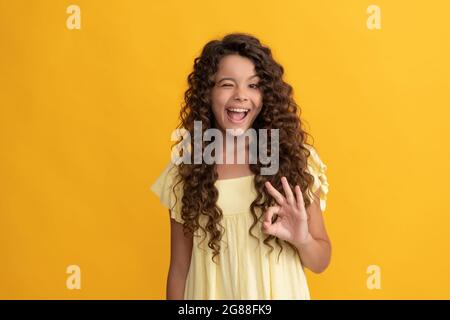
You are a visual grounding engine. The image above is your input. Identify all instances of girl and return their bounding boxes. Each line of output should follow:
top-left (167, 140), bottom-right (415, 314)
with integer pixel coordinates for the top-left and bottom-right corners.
top-left (151, 33), bottom-right (331, 300)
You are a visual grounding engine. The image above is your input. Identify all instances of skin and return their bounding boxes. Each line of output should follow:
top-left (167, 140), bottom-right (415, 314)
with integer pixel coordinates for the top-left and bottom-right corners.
top-left (263, 177), bottom-right (332, 273)
top-left (166, 218), bottom-right (193, 300)
top-left (210, 54), bottom-right (263, 135)
top-left (166, 54), bottom-right (331, 300)
top-left (210, 54), bottom-right (263, 180)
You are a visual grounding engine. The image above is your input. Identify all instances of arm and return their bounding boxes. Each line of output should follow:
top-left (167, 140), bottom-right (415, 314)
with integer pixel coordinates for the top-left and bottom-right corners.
top-left (294, 188), bottom-right (332, 274)
top-left (166, 212), bottom-right (193, 300)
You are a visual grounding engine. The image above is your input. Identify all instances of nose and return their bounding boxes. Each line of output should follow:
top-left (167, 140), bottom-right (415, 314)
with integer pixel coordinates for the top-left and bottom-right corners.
top-left (233, 87), bottom-right (248, 102)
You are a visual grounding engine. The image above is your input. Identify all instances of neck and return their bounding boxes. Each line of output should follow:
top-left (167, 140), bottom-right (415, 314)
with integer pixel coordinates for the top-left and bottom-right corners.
top-left (216, 130), bottom-right (250, 165)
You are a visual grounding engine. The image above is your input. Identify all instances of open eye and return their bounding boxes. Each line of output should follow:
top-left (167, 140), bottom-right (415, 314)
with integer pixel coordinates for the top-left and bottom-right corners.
top-left (249, 83), bottom-right (260, 89)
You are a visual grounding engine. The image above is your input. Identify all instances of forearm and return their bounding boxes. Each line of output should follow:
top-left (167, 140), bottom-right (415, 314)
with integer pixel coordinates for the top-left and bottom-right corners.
top-left (166, 266), bottom-right (188, 300)
top-left (294, 234), bottom-right (331, 274)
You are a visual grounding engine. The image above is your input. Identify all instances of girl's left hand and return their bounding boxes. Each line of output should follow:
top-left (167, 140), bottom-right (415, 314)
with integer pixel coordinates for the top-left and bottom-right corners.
top-left (262, 176), bottom-right (313, 246)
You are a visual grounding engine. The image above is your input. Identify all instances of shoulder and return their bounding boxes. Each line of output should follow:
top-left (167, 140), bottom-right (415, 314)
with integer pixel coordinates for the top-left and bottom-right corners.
top-left (304, 144), bottom-right (326, 173)
top-left (150, 160), bottom-right (184, 223)
top-left (303, 144), bottom-right (330, 212)
top-left (152, 161), bottom-right (181, 190)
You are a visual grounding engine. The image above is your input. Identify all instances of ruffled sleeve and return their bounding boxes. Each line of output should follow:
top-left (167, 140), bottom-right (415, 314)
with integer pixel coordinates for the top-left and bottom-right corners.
top-left (305, 145), bottom-right (330, 212)
top-left (150, 161), bottom-right (184, 224)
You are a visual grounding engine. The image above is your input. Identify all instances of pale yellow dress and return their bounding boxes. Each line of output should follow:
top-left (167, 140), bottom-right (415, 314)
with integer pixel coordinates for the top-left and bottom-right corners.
top-left (150, 144), bottom-right (329, 300)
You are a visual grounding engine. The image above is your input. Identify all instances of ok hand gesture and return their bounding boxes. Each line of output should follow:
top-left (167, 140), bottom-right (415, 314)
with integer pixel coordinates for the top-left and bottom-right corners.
top-left (262, 176), bottom-right (313, 246)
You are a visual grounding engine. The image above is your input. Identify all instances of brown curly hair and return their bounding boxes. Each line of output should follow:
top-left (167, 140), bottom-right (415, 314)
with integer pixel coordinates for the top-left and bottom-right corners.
top-left (171, 32), bottom-right (316, 264)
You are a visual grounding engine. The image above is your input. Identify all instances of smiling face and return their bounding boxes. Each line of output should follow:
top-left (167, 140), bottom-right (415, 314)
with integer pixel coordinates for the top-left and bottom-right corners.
top-left (210, 54), bottom-right (263, 136)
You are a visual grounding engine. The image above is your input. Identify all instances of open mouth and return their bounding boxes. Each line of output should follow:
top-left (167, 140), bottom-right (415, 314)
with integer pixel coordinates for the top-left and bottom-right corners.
top-left (226, 107), bottom-right (250, 124)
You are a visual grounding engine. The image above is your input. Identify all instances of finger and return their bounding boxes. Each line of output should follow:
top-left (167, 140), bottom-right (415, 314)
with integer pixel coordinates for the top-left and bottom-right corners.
top-left (265, 181), bottom-right (285, 206)
top-left (263, 206), bottom-right (280, 225)
top-left (262, 220), bottom-right (279, 238)
top-left (281, 176), bottom-right (295, 206)
top-left (262, 207), bottom-right (280, 237)
top-left (294, 185), bottom-right (305, 210)
top-left (294, 185), bottom-right (307, 220)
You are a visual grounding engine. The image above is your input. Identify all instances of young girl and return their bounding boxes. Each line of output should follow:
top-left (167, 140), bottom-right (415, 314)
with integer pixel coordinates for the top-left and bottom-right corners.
top-left (151, 33), bottom-right (331, 300)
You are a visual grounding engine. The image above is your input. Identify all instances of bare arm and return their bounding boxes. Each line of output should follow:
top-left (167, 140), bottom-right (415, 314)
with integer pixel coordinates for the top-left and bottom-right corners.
top-left (166, 212), bottom-right (193, 300)
top-left (295, 188), bottom-right (332, 274)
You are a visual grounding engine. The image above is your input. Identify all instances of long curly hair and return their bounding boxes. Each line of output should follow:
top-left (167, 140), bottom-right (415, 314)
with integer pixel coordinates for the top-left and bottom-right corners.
top-left (171, 32), bottom-right (316, 264)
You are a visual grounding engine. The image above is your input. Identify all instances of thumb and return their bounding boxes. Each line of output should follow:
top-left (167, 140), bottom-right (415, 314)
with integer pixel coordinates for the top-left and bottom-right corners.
top-left (262, 220), bottom-right (277, 237)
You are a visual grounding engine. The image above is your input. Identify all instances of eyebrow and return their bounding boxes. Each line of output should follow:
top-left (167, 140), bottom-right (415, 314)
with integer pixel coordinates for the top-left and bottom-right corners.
top-left (217, 74), bottom-right (259, 83)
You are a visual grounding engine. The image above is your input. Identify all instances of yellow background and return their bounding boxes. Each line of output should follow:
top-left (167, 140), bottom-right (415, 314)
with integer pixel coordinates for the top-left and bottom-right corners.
top-left (1, 0), bottom-right (449, 299)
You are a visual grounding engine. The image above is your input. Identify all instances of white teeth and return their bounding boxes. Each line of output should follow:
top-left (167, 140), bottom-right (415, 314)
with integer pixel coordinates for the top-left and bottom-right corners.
top-left (227, 108), bottom-right (249, 113)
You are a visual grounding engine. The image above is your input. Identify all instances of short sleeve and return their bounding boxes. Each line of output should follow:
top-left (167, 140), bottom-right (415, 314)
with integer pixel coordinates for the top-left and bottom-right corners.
top-left (150, 161), bottom-right (184, 224)
top-left (305, 145), bottom-right (330, 212)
